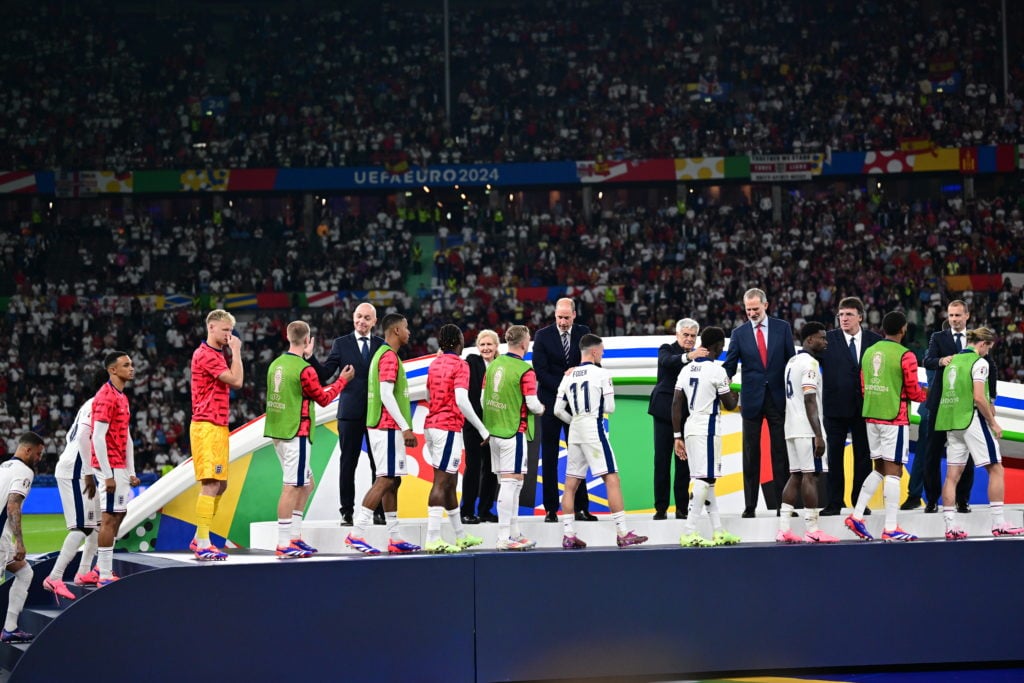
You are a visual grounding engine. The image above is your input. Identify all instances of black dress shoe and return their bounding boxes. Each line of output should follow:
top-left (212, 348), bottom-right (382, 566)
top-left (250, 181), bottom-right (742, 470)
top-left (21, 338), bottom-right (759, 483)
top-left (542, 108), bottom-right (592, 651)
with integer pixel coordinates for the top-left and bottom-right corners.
top-left (924, 502), bottom-right (939, 513)
top-left (675, 510), bottom-right (687, 520)
top-left (340, 512), bottom-right (354, 527)
top-left (863, 507), bottom-right (871, 516)
top-left (653, 511), bottom-right (667, 520)
top-left (819, 505), bottom-right (841, 516)
top-left (957, 502), bottom-right (971, 513)
top-left (544, 512), bottom-right (558, 522)
top-left (373, 511), bottom-right (386, 525)
top-left (900, 497), bottom-right (922, 511)
top-left (461, 514), bottom-right (480, 525)
top-left (479, 512), bottom-right (499, 523)
top-left (575, 511), bottom-right (598, 521)
top-left (741, 508), bottom-right (755, 518)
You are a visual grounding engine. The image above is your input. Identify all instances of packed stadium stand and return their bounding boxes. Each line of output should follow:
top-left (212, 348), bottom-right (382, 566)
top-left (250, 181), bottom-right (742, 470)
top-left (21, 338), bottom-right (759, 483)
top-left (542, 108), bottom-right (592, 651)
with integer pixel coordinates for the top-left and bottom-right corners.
top-left (2, 0), bottom-right (1022, 169)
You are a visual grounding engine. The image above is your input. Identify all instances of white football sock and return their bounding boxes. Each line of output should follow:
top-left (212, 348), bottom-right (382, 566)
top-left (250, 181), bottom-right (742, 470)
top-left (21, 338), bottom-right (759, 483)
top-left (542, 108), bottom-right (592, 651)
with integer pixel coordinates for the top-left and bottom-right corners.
top-left (50, 529), bottom-right (86, 582)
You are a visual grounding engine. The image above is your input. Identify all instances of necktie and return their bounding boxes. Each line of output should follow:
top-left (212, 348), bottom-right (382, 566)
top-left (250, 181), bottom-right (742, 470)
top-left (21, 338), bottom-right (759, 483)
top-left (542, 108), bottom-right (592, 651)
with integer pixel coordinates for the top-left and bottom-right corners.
top-left (561, 331), bottom-right (570, 364)
top-left (954, 333), bottom-right (963, 352)
top-left (849, 336), bottom-right (858, 365)
top-left (360, 337), bottom-right (370, 363)
top-left (755, 324), bottom-right (768, 367)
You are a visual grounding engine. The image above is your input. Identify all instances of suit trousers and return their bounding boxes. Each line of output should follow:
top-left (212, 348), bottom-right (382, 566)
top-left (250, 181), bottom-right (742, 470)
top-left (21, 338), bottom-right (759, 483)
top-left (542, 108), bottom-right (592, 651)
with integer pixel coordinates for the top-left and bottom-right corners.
top-left (337, 419), bottom-right (394, 516)
top-left (741, 393), bottom-right (788, 512)
top-left (652, 417), bottom-right (689, 513)
top-left (541, 411), bottom-right (589, 514)
top-left (923, 409), bottom-right (974, 505)
top-left (823, 415), bottom-right (872, 509)
top-left (461, 426), bottom-right (497, 516)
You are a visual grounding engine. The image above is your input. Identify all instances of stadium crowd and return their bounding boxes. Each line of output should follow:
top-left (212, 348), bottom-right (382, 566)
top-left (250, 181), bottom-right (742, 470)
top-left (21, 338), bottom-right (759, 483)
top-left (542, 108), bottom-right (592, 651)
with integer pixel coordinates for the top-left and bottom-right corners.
top-left (2, 182), bottom-right (1024, 474)
top-left (2, 0), bottom-right (1022, 170)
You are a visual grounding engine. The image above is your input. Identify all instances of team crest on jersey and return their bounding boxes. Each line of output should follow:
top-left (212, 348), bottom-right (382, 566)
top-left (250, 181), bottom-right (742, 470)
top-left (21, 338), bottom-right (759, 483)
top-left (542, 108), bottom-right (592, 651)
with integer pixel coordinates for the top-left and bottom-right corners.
top-left (117, 495), bottom-right (126, 506)
top-left (21, 478), bottom-right (30, 488)
top-left (215, 464), bottom-right (223, 474)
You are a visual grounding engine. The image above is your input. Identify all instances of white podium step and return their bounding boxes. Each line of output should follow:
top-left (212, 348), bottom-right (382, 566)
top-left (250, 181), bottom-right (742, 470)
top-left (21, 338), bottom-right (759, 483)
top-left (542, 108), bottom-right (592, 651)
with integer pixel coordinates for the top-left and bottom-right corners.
top-left (250, 505), bottom-right (1024, 552)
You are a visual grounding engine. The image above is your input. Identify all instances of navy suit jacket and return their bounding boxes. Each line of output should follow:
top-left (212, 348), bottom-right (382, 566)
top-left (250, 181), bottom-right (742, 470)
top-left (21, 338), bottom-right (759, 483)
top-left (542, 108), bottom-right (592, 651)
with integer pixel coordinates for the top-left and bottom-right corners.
top-left (316, 332), bottom-right (385, 421)
top-left (648, 341), bottom-right (690, 422)
top-left (820, 327), bottom-right (883, 419)
top-left (532, 322), bottom-right (590, 407)
top-left (923, 329), bottom-right (996, 410)
top-left (722, 317), bottom-right (795, 420)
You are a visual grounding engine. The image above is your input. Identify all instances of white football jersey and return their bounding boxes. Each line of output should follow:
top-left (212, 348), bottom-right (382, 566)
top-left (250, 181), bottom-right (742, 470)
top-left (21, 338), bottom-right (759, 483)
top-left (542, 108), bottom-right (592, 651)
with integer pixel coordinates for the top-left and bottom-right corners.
top-left (554, 363), bottom-right (615, 444)
top-left (0, 458), bottom-right (34, 536)
top-left (55, 399), bottom-right (94, 479)
top-left (676, 359), bottom-right (731, 437)
top-left (784, 352), bottom-right (824, 438)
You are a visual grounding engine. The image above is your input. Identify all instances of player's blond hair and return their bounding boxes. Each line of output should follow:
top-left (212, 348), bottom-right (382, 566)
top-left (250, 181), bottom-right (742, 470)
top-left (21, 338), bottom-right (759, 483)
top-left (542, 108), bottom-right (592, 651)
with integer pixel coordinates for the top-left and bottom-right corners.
top-left (287, 321), bottom-right (310, 345)
top-left (505, 325), bottom-right (530, 348)
top-left (967, 327), bottom-right (996, 344)
top-left (206, 309), bottom-right (236, 326)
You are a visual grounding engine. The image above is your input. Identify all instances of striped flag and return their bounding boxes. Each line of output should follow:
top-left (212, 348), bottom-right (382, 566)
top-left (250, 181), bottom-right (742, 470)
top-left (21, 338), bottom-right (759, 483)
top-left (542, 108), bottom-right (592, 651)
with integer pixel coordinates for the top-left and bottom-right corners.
top-left (161, 294), bottom-right (193, 310)
top-left (0, 172), bottom-right (36, 194)
top-left (305, 291), bottom-right (338, 307)
top-left (224, 293), bottom-right (258, 309)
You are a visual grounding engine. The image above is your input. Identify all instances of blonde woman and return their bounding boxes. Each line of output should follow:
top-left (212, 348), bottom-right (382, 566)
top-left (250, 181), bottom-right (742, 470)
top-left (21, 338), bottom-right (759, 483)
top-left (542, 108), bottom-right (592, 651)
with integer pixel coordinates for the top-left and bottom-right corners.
top-left (461, 329), bottom-right (500, 523)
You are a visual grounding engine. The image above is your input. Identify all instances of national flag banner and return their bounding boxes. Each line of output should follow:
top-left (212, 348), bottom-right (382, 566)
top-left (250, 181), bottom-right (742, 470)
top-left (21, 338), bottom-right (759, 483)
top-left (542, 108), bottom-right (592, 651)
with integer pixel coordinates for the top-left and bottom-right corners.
top-left (161, 294), bottom-right (193, 310)
top-left (224, 293), bottom-right (258, 309)
top-left (256, 292), bottom-right (291, 309)
top-left (135, 295), bottom-right (160, 311)
top-left (385, 158), bottom-right (410, 175)
top-left (696, 74), bottom-right (731, 101)
top-left (862, 150), bottom-right (914, 174)
top-left (226, 169), bottom-right (277, 191)
top-left (675, 157), bottom-right (726, 180)
top-left (365, 290), bottom-right (401, 305)
top-left (576, 159), bottom-right (675, 183)
top-left (180, 169), bottom-right (230, 191)
top-left (517, 287), bottom-right (548, 302)
top-left (995, 144), bottom-right (1018, 173)
top-left (0, 171), bottom-right (37, 194)
top-left (305, 291), bottom-right (338, 308)
top-left (959, 147), bottom-right (978, 174)
top-left (899, 136), bottom-right (934, 153)
top-left (95, 170), bottom-right (134, 193)
top-left (55, 171), bottom-right (98, 198)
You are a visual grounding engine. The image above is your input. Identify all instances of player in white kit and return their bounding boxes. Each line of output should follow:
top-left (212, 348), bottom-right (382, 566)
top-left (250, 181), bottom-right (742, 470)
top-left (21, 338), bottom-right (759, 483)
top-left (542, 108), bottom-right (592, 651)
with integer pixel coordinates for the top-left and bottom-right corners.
top-left (777, 322), bottom-right (839, 543)
top-left (553, 334), bottom-right (648, 549)
top-left (672, 327), bottom-right (740, 547)
top-left (0, 432), bottom-right (45, 643)
top-left (43, 398), bottom-right (103, 600)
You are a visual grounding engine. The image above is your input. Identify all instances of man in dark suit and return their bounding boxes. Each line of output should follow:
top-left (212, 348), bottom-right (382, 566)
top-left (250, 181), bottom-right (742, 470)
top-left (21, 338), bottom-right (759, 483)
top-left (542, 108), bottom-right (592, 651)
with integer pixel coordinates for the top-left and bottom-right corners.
top-left (648, 318), bottom-right (708, 519)
top-left (315, 302), bottom-right (388, 526)
top-left (532, 297), bottom-right (592, 522)
top-left (819, 296), bottom-right (883, 515)
top-left (917, 300), bottom-right (978, 513)
top-left (722, 288), bottom-right (795, 517)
